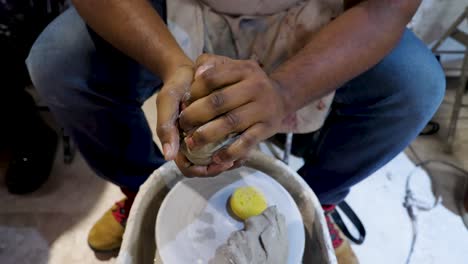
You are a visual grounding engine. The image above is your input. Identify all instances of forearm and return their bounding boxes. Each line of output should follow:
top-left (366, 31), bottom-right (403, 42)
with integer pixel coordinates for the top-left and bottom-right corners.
top-left (72, 0), bottom-right (192, 81)
top-left (270, 0), bottom-right (421, 112)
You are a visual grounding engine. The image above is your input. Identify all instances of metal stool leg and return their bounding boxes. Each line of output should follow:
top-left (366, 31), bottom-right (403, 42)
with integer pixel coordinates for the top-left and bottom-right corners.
top-left (61, 128), bottom-right (75, 164)
top-left (446, 52), bottom-right (468, 152)
top-left (282, 133), bottom-right (293, 165)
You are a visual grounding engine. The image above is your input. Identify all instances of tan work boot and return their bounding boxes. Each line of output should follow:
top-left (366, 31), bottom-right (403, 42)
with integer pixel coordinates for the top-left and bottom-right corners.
top-left (324, 206), bottom-right (359, 264)
top-left (87, 199), bottom-right (130, 252)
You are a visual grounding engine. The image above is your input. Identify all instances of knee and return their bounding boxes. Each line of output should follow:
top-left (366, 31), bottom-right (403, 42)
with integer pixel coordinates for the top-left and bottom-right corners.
top-left (391, 31), bottom-right (446, 122)
top-left (400, 55), bottom-right (446, 123)
top-left (26, 8), bottom-right (90, 108)
top-left (26, 39), bottom-right (61, 103)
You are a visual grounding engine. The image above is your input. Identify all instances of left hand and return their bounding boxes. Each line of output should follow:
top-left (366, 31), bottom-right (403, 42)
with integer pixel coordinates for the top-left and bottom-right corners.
top-left (177, 54), bottom-right (290, 177)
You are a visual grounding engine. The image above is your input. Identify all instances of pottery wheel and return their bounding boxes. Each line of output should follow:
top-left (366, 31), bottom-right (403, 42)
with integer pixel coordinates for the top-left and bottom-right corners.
top-left (155, 167), bottom-right (305, 264)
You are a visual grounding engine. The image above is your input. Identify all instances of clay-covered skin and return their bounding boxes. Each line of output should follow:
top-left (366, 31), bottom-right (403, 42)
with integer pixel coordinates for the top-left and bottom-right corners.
top-left (209, 206), bottom-right (288, 264)
top-left (180, 134), bottom-right (238, 166)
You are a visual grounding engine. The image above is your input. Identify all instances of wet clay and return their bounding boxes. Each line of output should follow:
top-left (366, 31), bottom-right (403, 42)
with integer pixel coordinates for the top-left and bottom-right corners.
top-left (209, 206), bottom-right (288, 264)
top-left (180, 135), bottom-right (237, 166)
top-left (119, 151), bottom-right (336, 264)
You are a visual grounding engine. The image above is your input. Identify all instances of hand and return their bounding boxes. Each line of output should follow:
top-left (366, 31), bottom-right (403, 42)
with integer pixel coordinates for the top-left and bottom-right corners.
top-left (156, 65), bottom-right (194, 161)
top-left (176, 54), bottom-right (290, 177)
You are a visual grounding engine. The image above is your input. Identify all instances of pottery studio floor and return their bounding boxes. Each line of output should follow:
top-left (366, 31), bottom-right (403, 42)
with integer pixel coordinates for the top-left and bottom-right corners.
top-left (1, 78), bottom-right (467, 264)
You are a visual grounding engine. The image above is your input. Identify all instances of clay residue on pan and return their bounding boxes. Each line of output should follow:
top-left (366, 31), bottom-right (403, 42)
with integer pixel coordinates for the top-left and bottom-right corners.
top-left (209, 206), bottom-right (288, 264)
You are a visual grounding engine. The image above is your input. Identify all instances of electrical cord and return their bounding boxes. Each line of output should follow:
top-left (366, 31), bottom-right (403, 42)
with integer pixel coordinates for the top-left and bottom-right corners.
top-left (266, 139), bottom-right (467, 263)
top-left (404, 144), bottom-right (468, 264)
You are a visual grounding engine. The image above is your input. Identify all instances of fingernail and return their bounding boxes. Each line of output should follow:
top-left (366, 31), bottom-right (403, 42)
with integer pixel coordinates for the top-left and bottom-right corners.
top-left (184, 160), bottom-right (192, 168)
top-left (163, 143), bottom-right (172, 160)
top-left (224, 161), bottom-right (234, 169)
top-left (184, 136), bottom-right (195, 150)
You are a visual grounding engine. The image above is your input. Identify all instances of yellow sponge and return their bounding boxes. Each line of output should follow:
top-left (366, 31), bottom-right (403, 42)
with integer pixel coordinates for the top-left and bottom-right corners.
top-left (229, 186), bottom-right (268, 220)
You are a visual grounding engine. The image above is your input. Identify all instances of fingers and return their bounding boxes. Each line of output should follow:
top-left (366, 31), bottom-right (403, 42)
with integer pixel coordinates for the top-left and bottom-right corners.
top-left (188, 54), bottom-right (244, 103)
top-left (213, 123), bottom-right (269, 164)
top-left (184, 103), bottom-right (257, 150)
top-left (190, 66), bottom-right (244, 103)
top-left (175, 151), bottom-right (207, 176)
top-left (175, 151), bottom-right (234, 177)
top-left (190, 55), bottom-right (263, 104)
top-left (179, 82), bottom-right (253, 132)
top-left (173, 54), bottom-right (274, 173)
top-left (194, 54), bottom-right (229, 75)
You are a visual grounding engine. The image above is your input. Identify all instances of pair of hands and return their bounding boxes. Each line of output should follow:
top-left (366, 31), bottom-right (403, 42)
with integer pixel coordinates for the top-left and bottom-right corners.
top-left (156, 54), bottom-right (290, 177)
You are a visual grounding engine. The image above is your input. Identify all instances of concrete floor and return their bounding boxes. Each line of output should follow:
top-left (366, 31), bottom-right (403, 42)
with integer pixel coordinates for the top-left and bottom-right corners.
top-left (407, 78), bottom-right (468, 216)
top-left (0, 78), bottom-right (467, 264)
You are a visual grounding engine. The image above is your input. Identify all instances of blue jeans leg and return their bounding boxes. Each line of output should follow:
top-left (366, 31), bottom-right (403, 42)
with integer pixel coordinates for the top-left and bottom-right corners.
top-left (26, 6), bottom-right (166, 192)
top-left (298, 29), bottom-right (446, 205)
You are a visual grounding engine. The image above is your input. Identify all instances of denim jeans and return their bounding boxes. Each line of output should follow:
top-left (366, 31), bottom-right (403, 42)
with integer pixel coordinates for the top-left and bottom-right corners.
top-left (26, 6), bottom-right (445, 204)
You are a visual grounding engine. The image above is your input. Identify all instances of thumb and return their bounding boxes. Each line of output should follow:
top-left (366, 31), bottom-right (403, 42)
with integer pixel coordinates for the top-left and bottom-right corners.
top-left (156, 88), bottom-right (183, 160)
top-left (156, 64), bottom-right (194, 160)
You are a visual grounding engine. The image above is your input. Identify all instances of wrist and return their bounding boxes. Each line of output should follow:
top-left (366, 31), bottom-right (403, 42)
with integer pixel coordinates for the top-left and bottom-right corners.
top-left (269, 74), bottom-right (295, 115)
top-left (159, 54), bottom-right (194, 83)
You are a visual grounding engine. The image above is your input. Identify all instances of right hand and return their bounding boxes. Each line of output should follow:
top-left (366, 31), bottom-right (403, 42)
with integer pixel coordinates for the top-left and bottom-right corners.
top-left (156, 65), bottom-right (194, 161)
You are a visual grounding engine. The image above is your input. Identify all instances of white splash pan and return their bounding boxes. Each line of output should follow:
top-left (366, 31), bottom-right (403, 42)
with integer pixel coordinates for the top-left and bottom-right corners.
top-left (116, 151), bottom-right (336, 264)
top-left (156, 169), bottom-right (305, 263)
